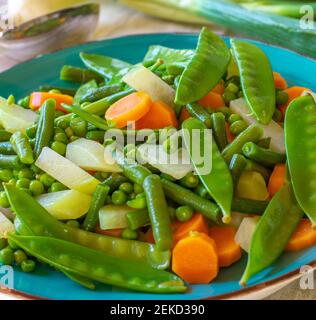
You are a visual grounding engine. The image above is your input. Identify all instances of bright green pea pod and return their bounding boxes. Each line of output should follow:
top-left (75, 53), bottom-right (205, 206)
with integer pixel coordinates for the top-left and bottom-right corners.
top-left (5, 185), bottom-right (170, 270)
top-left (10, 132), bottom-right (34, 164)
top-left (175, 27), bottom-right (231, 105)
top-left (285, 95), bottom-right (316, 227)
top-left (73, 79), bottom-right (98, 105)
top-left (182, 118), bottom-right (233, 223)
top-left (8, 234), bottom-right (186, 294)
top-left (240, 183), bottom-right (303, 285)
top-left (230, 39), bottom-right (276, 125)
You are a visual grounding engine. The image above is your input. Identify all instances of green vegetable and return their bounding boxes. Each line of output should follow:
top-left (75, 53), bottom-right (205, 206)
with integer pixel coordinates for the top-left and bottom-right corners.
top-left (9, 233), bottom-right (185, 293)
top-left (229, 153), bottom-right (247, 186)
top-left (85, 131), bottom-right (105, 143)
top-left (73, 80), bottom-right (98, 105)
top-left (34, 99), bottom-right (56, 158)
top-left (70, 117), bottom-right (87, 137)
top-left (66, 220), bottom-right (80, 228)
top-left (242, 142), bottom-right (286, 168)
top-left (39, 85), bottom-right (77, 96)
top-left (127, 194), bottom-right (147, 209)
top-left (111, 190), bottom-right (128, 205)
top-left (39, 173), bottom-right (55, 187)
top-left (161, 178), bottom-right (221, 223)
top-left (285, 95), bottom-right (316, 227)
top-left (126, 209), bottom-right (150, 230)
top-left (51, 141), bottom-right (66, 156)
top-left (232, 198), bottom-right (269, 215)
top-left (0, 155), bottom-right (22, 169)
top-left (121, 228), bottom-right (138, 240)
top-left (0, 247), bottom-right (14, 265)
top-left (0, 141), bottom-right (15, 155)
top-left (0, 191), bottom-right (10, 208)
top-left (231, 39), bottom-right (275, 124)
top-left (0, 130), bottom-right (12, 142)
top-left (29, 180), bottom-right (44, 196)
top-left (0, 169), bottom-right (13, 182)
top-left (119, 182), bottom-right (134, 194)
top-left (0, 238), bottom-right (7, 250)
top-left (13, 249), bottom-right (27, 265)
top-left (50, 182), bottom-right (67, 193)
top-left (10, 132), bottom-right (34, 164)
top-left (211, 112), bottom-right (228, 151)
top-left (228, 114), bottom-right (242, 124)
top-left (143, 175), bottom-right (173, 251)
top-left (102, 173), bottom-right (128, 192)
top-left (54, 132), bottom-right (68, 144)
top-left (176, 205), bottom-right (194, 222)
top-left (182, 118), bottom-right (233, 223)
top-left (185, 103), bottom-right (212, 128)
top-left (230, 120), bottom-right (247, 136)
top-left (16, 178), bottom-right (31, 189)
top-left (60, 65), bottom-right (103, 84)
top-left (240, 184), bottom-right (303, 285)
top-left (175, 27), bottom-right (230, 105)
top-left (80, 84), bottom-right (123, 103)
top-left (179, 172), bottom-right (199, 189)
top-left (276, 90), bottom-right (289, 106)
top-left (257, 137), bottom-right (271, 149)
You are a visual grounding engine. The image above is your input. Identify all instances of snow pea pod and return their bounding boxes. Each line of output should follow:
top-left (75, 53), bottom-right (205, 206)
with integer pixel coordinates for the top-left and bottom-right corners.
top-left (230, 39), bottom-right (276, 125)
top-left (80, 84), bottom-right (123, 103)
top-left (285, 95), bottom-right (316, 227)
top-left (240, 183), bottom-right (303, 285)
top-left (8, 234), bottom-right (186, 294)
top-left (4, 185), bottom-right (170, 270)
top-left (182, 118), bottom-right (233, 223)
top-left (175, 27), bottom-right (231, 105)
top-left (73, 80), bottom-right (98, 105)
top-left (60, 65), bottom-right (103, 84)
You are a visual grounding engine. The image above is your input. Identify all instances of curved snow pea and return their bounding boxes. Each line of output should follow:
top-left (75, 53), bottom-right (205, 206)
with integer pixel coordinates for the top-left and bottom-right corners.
top-left (240, 183), bottom-right (303, 285)
top-left (175, 27), bottom-right (231, 105)
top-left (285, 95), bottom-right (316, 227)
top-left (4, 185), bottom-right (170, 270)
top-left (230, 39), bottom-right (276, 125)
top-left (143, 175), bottom-right (173, 251)
top-left (8, 234), bottom-right (186, 294)
top-left (73, 80), bottom-right (98, 104)
top-left (182, 117), bottom-right (233, 223)
top-left (80, 52), bottom-right (131, 79)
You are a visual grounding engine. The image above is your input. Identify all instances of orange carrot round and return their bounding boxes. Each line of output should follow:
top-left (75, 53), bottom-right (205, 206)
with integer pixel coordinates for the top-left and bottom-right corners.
top-left (286, 219), bottom-right (316, 252)
top-left (29, 92), bottom-right (73, 113)
top-left (198, 91), bottom-right (225, 111)
top-left (273, 72), bottom-right (288, 90)
top-left (105, 92), bottom-right (152, 128)
top-left (172, 232), bottom-right (219, 284)
top-left (268, 164), bottom-right (286, 197)
top-left (134, 100), bottom-right (178, 129)
top-left (208, 226), bottom-right (242, 267)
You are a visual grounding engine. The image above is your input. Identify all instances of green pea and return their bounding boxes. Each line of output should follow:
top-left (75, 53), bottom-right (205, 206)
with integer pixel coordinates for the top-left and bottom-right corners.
top-left (70, 118), bottom-right (87, 137)
top-left (121, 228), bottom-right (138, 240)
top-left (223, 91), bottom-right (237, 105)
top-left (30, 164), bottom-right (42, 174)
top-left (7, 179), bottom-right (16, 187)
top-left (13, 249), bottom-right (27, 265)
top-left (128, 192), bottom-right (136, 200)
top-left (48, 89), bottom-right (61, 94)
top-left (16, 178), bottom-right (30, 189)
top-left (176, 206), bottom-right (194, 222)
top-left (0, 169), bottom-right (13, 182)
top-left (180, 173), bottom-right (199, 189)
top-left (51, 141), bottom-right (67, 156)
top-left (0, 192), bottom-right (10, 208)
top-left (112, 190), bottom-right (128, 205)
top-left (25, 125), bottom-right (37, 139)
top-left (13, 169), bottom-right (19, 178)
top-left (50, 182), bottom-right (67, 193)
top-left (100, 172), bottom-right (110, 180)
top-left (134, 183), bottom-right (144, 194)
top-left (0, 238), bottom-right (7, 250)
top-left (126, 196), bottom-right (147, 209)
top-left (29, 180), bottom-right (44, 196)
top-left (7, 94), bottom-right (15, 105)
top-left (272, 108), bottom-right (283, 122)
top-left (39, 173), bottom-right (55, 187)
top-left (276, 90), bottom-right (289, 106)
top-left (66, 220), bottom-right (80, 228)
top-left (21, 259), bottom-right (36, 272)
top-left (230, 120), bottom-right (248, 135)
top-left (65, 127), bottom-right (74, 138)
top-left (17, 96), bottom-right (30, 109)
top-left (57, 119), bottom-right (69, 130)
top-left (0, 247), bottom-right (14, 265)
top-left (228, 114), bottom-right (242, 124)
top-left (119, 182), bottom-right (134, 194)
top-left (226, 82), bottom-right (239, 94)
top-left (54, 132), bottom-right (68, 144)
top-left (18, 168), bottom-right (34, 180)
top-left (216, 106), bottom-right (232, 119)
top-left (54, 127), bottom-right (65, 135)
top-left (20, 188), bottom-right (32, 195)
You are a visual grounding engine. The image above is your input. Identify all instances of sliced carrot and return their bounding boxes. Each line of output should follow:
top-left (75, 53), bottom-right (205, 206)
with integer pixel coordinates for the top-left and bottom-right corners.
top-left (198, 91), bottom-right (225, 111)
top-left (225, 122), bottom-right (235, 143)
top-left (212, 80), bottom-right (225, 95)
top-left (95, 225), bottom-right (122, 237)
top-left (179, 107), bottom-right (191, 124)
top-left (279, 86), bottom-right (311, 119)
top-left (105, 92), bottom-right (152, 128)
top-left (173, 213), bottom-right (209, 244)
top-left (273, 72), bottom-right (288, 90)
top-left (172, 231), bottom-right (219, 284)
top-left (286, 219), bottom-right (316, 251)
top-left (208, 226), bottom-right (242, 267)
top-left (134, 100), bottom-right (178, 129)
top-left (268, 164), bottom-right (286, 197)
top-left (29, 92), bottom-right (73, 113)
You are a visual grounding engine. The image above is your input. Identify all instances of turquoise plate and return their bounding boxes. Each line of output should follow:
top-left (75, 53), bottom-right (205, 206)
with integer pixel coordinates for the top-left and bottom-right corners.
top-left (0, 34), bottom-right (316, 300)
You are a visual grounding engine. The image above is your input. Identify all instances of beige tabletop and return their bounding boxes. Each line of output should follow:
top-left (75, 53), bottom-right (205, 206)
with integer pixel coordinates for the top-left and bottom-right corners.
top-left (0, 0), bottom-right (316, 300)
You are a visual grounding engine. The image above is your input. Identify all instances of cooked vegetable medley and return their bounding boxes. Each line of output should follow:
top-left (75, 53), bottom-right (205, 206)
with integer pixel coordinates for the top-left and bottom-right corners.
top-left (1, 27), bottom-right (316, 293)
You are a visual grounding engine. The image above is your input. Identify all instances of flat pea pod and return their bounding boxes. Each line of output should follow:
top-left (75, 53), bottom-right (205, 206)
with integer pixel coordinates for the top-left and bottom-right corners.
top-left (73, 79), bottom-right (98, 105)
top-left (232, 198), bottom-right (268, 215)
top-left (182, 118), bottom-right (233, 223)
top-left (242, 142), bottom-right (286, 168)
top-left (10, 132), bottom-right (34, 164)
top-left (285, 95), bottom-right (316, 227)
top-left (175, 27), bottom-right (231, 105)
top-left (240, 184), bottom-right (303, 285)
top-left (8, 234), bottom-right (186, 294)
top-left (34, 99), bottom-right (56, 158)
top-left (161, 178), bottom-right (221, 224)
top-left (143, 175), bottom-right (173, 251)
top-left (0, 141), bottom-right (15, 155)
top-left (83, 184), bottom-right (110, 232)
top-left (5, 185), bottom-right (170, 270)
top-left (211, 112), bottom-right (228, 151)
top-left (80, 84), bottom-right (123, 103)
top-left (0, 130), bottom-right (12, 142)
top-left (222, 124), bottom-right (263, 163)
top-left (230, 39), bottom-right (276, 125)
top-left (185, 103), bottom-right (212, 128)
top-left (0, 155), bottom-right (22, 169)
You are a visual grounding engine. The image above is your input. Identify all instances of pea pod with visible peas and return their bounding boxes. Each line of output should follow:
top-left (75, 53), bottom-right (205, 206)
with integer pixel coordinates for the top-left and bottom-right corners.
top-left (10, 132), bottom-right (34, 164)
top-left (240, 183), bottom-right (303, 285)
top-left (8, 234), bottom-right (186, 293)
top-left (285, 95), bottom-right (316, 227)
top-left (182, 118), bottom-right (233, 223)
top-left (230, 39), bottom-right (276, 125)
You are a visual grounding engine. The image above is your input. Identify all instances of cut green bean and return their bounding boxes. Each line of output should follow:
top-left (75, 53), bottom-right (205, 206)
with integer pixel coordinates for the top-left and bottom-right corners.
top-left (0, 155), bottom-right (22, 169)
top-left (126, 209), bottom-right (150, 230)
top-left (0, 130), bottom-right (12, 142)
top-left (232, 198), bottom-right (269, 215)
top-left (0, 142), bottom-right (15, 155)
top-left (80, 84), bottom-right (123, 103)
top-left (185, 103), bottom-right (212, 128)
top-left (10, 132), bottom-right (34, 164)
top-left (211, 112), bottom-right (228, 151)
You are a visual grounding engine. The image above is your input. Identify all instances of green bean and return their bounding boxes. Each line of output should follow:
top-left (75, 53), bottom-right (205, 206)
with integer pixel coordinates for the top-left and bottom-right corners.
top-left (257, 137), bottom-right (271, 149)
top-left (0, 130), bottom-right (12, 142)
top-left (222, 124), bottom-right (263, 163)
top-left (102, 173), bottom-right (128, 192)
top-left (0, 142), bottom-right (15, 155)
top-left (0, 155), bottom-right (22, 169)
top-left (179, 173), bottom-right (199, 189)
top-left (276, 90), bottom-right (289, 106)
top-left (39, 85), bottom-right (77, 96)
top-left (232, 198), bottom-right (269, 215)
top-left (73, 80), bottom-right (98, 105)
top-left (240, 184), bottom-right (303, 285)
top-left (231, 39), bottom-right (276, 125)
top-left (230, 120), bottom-right (248, 136)
top-left (242, 142), bottom-right (286, 168)
top-left (83, 184), bottom-right (110, 232)
top-left (161, 178), bottom-right (221, 223)
top-left (80, 84), bottom-right (123, 103)
top-left (85, 131), bottom-right (105, 143)
top-left (143, 175), bottom-right (172, 251)
top-left (185, 103), bottom-right (212, 128)
top-left (60, 65), bottom-right (103, 84)
top-left (194, 184), bottom-right (211, 199)
top-left (229, 154), bottom-right (247, 186)
top-left (126, 209), bottom-right (150, 230)
top-left (176, 206), bottom-right (194, 222)
top-left (211, 112), bottom-right (228, 151)
top-left (34, 99), bottom-right (56, 158)
top-left (10, 132), bottom-right (34, 164)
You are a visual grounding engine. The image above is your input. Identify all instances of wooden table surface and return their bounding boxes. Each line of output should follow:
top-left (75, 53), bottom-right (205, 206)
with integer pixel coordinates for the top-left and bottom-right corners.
top-left (0, 0), bottom-right (316, 300)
